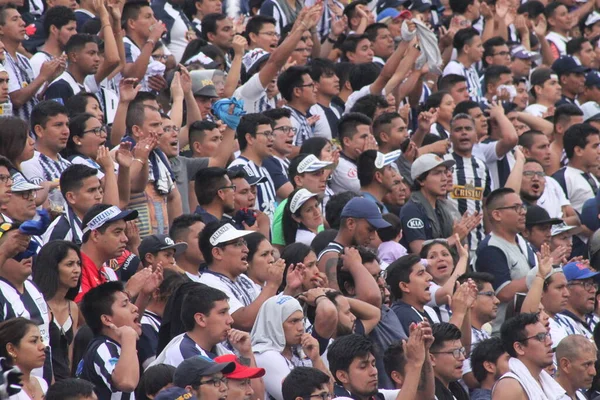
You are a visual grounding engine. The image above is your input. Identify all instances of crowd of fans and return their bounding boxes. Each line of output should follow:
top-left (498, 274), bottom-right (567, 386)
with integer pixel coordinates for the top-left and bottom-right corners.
top-left (1, 0), bottom-right (600, 398)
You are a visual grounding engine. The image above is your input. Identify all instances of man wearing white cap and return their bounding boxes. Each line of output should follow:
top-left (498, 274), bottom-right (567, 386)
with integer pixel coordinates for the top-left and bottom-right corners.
top-left (358, 150), bottom-right (401, 214)
top-left (198, 221), bottom-right (284, 331)
top-left (76, 203), bottom-right (139, 302)
top-left (399, 154), bottom-right (458, 254)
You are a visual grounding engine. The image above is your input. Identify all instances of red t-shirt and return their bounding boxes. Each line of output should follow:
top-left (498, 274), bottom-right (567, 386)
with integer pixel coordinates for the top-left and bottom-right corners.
top-left (75, 252), bottom-right (117, 303)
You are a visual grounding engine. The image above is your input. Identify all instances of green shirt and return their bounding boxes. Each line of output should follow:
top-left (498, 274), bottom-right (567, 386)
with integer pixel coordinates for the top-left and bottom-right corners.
top-left (272, 198), bottom-right (324, 245)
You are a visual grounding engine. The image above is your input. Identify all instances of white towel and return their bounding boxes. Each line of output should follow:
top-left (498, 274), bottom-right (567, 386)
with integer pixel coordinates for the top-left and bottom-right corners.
top-left (495, 358), bottom-right (567, 400)
top-left (401, 19), bottom-right (443, 74)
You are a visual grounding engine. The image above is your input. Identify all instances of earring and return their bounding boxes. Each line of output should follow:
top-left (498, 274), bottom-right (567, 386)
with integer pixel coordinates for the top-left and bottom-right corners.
top-left (8, 352), bottom-right (16, 358)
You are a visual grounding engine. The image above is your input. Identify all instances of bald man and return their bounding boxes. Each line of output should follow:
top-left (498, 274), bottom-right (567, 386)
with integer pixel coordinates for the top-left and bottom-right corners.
top-left (554, 335), bottom-right (597, 400)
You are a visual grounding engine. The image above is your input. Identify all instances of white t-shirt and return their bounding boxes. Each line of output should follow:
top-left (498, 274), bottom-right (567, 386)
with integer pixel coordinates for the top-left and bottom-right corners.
top-left (198, 271), bottom-right (260, 314)
top-left (345, 84), bottom-right (385, 114)
top-left (255, 350), bottom-right (312, 400)
top-left (9, 376), bottom-right (47, 400)
top-left (233, 73), bottom-right (267, 114)
top-left (537, 176), bottom-right (570, 219)
top-left (524, 103), bottom-right (548, 118)
top-left (296, 229), bottom-right (316, 246)
top-left (164, 2), bottom-right (189, 63)
top-left (329, 155), bottom-right (360, 194)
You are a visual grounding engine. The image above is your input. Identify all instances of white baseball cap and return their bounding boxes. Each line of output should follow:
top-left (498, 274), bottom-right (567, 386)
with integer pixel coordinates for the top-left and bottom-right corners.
top-left (375, 150), bottom-right (402, 169)
top-left (289, 189), bottom-right (320, 213)
top-left (209, 223), bottom-right (253, 246)
top-left (410, 154), bottom-right (455, 181)
top-left (297, 154), bottom-right (334, 174)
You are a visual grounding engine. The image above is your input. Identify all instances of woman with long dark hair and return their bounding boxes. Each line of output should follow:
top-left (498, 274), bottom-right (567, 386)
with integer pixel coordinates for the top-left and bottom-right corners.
top-left (282, 189), bottom-right (323, 246)
top-left (32, 241), bottom-right (81, 380)
top-left (0, 318), bottom-right (47, 399)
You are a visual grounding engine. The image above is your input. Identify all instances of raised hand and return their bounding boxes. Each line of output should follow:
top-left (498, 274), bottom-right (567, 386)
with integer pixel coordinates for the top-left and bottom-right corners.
top-left (533, 15), bottom-right (548, 37)
top-left (108, 323), bottom-right (139, 342)
top-left (418, 108), bottom-right (437, 132)
top-left (341, 247), bottom-right (363, 271)
top-left (133, 134), bottom-right (157, 161)
top-left (170, 71), bottom-right (183, 101)
top-left (455, 234), bottom-right (469, 260)
top-left (124, 220), bottom-right (140, 251)
top-left (96, 145), bottom-right (114, 172)
top-left (537, 243), bottom-right (553, 278)
top-left (297, 287), bottom-right (328, 306)
top-left (232, 34), bottom-right (248, 57)
top-left (149, 20), bottom-right (167, 43)
top-left (118, 78), bottom-right (141, 103)
top-left (405, 323), bottom-right (426, 365)
top-left (300, 333), bottom-right (321, 361)
top-left (115, 142), bottom-right (134, 169)
top-left (228, 329), bottom-right (252, 355)
top-left (265, 258), bottom-right (286, 287)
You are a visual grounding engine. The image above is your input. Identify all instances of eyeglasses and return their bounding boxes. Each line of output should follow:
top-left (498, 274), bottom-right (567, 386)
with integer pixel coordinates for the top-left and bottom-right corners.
top-left (152, 54), bottom-right (169, 61)
top-left (305, 393), bottom-right (332, 400)
top-left (298, 82), bottom-right (315, 88)
top-left (83, 125), bottom-right (107, 136)
top-left (219, 184), bottom-right (236, 192)
top-left (198, 376), bottom-right (228, 387)
top-left (523, 171), bottom-right (545, 178)
top-left (520, 332), bottom-right (551, 343)
top-left (273, 126), bottom-right (298, 135)
top-left (372, 270), bottom-right (387, 281)
top-left (220, 238), bottom-right (247, 248)
top-left (17, 190), bottom-right (37, 200)
top-left (495, 204), bottom-right (527, 213)
top-left (163, 126), bottom-right (181, 134)
top-left (493, 51), bottom-right (510, 57)
top-left (431, 347), bottom-right (466, 360)
top-left (0, 174), bottom-right (13, 185)
top-left (258, 31), bottom-right (279, 37)
top-left (256, 131), bottom-right (275, 139)
top-left (477, 291), bottom-right (496, 298)
top-left (568, 280), bottom-right (599, 291)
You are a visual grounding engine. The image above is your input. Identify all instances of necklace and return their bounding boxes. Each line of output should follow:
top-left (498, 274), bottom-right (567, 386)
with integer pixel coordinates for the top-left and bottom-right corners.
top-left (22, 378), bottom-right (41, 400)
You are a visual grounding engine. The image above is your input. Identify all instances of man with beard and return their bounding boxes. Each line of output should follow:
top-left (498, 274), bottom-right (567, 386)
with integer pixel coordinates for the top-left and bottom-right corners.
top-left (445, 114), bottom-right (491, 258)
top-left (470, 337), bottom-right (510, 400)
top-left (198, 221), bottom-right (284, 331)
top-left (459, 272), bottom-right (500, 389)
top-left (194, 167), bottom-right (235, 224)
top-left (519, 132), bottom-right (580, 226)
top-left (554, 334), bottom-right (597, 399)
top-left (316, 197), bottom-right (390, 299)
top-left (492, 313), bottom-right (563, 399)
top-left (474, 188), bottom-right (530, 334)
top-left (560, 262), bottom-right (600, 338)
top-left (430, 323), bottom-right (469, 400)
top-left (358, 149), bottom-right (401, 214)
top-left (320, 291), bottom-right (381, 338)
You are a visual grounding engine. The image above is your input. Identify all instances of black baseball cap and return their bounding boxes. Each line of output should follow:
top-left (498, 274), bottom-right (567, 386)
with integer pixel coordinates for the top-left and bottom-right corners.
top-left (138, 234), bottom-right (188, 261)
top-left (173, 356), bottom-right (236, 388)
top-left (525, 205), bottom-right (563, 227)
